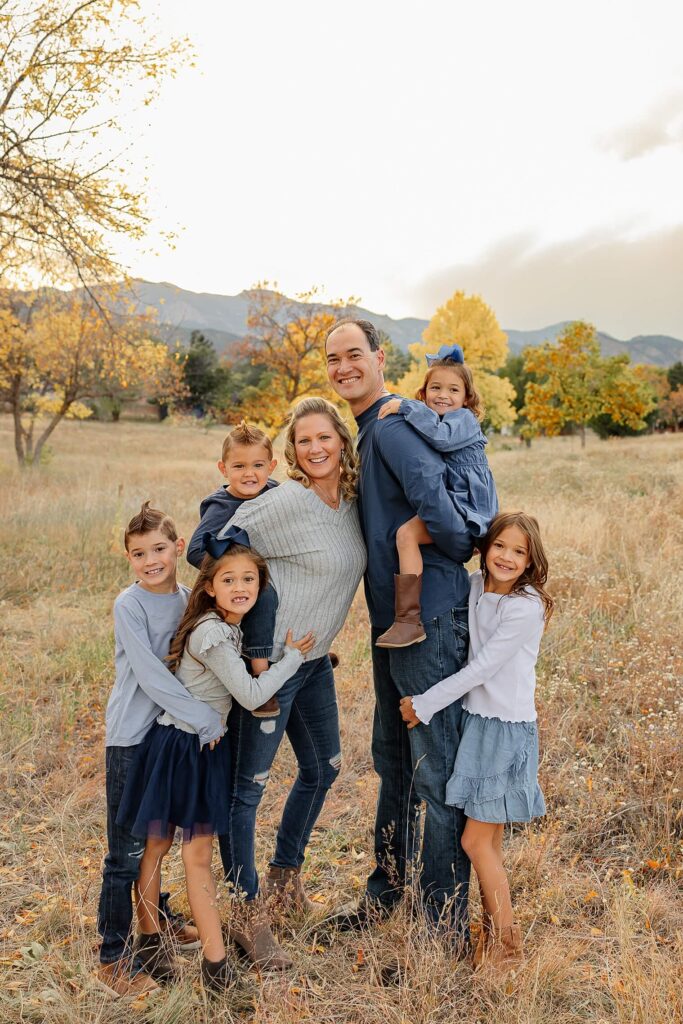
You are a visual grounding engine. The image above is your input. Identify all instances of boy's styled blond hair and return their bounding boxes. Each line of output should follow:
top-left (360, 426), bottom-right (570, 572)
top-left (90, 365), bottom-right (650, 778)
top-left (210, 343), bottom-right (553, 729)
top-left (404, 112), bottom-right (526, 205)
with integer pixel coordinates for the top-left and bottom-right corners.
top-left (124, 500), bottom-right (178, 551)
top-left (221, 420), bottom-right (273, 463)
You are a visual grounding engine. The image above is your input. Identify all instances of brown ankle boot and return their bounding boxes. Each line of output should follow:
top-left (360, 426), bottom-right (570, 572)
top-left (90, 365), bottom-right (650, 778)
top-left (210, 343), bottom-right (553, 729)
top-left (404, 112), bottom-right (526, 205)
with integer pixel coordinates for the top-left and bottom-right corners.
top-left (376, 574), bottom-right (426, 648)
top-left (252, 695), bottom-right (281, 718)
top-left (264, 864), bottom-right (317, 916)
top-left (483, 923), bottom-right (524, 972)
top-left (472, 912), bottom-right (492, 968)
top-left (228, 900), bottom-right (292, 971)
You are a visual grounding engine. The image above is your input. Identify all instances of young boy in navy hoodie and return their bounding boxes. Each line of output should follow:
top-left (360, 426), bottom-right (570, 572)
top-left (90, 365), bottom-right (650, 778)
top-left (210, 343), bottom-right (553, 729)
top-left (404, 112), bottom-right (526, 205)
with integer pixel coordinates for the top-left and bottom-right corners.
top-left (187, 421), bottom-right (281, 716)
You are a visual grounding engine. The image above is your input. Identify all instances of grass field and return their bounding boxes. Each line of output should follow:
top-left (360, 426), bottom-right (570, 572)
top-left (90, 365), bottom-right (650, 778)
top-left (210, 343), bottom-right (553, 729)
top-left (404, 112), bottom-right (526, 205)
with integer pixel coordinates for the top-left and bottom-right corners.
top-left (0, 414), bottom-right (681, 1024)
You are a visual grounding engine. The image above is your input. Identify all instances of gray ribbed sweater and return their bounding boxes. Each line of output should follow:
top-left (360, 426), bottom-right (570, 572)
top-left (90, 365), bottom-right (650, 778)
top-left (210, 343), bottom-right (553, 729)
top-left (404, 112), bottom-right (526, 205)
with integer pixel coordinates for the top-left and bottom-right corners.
top-left (222, 481), bottom-right (366, 661)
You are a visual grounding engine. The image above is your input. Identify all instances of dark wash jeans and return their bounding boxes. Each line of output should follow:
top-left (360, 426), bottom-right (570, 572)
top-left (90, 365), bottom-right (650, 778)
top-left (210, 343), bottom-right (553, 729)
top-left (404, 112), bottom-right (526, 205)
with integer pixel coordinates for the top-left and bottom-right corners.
top-left (219, 655), bottom-right (340, 900)
top-left (97, 744), bottom-right (173, 964)
top-left (367, 606), bottom-right (471, 931)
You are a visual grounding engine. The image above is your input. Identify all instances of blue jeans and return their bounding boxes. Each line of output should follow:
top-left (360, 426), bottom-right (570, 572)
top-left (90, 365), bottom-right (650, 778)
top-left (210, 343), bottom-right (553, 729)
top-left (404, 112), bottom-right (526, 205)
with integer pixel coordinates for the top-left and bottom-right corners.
top-left (241, 582), bottom-right (278, 661)
top-left (367, 606), bottom-right (471, 931)
top-left (219, 656), bottom-right (340, 899)
top-left (97, 745), bottom-right (174, 964)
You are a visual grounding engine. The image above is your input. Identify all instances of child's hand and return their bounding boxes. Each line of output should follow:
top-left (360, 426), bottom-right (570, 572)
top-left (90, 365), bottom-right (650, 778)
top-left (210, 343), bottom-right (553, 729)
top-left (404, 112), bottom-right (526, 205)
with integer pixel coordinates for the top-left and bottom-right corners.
top-left (286, 629), bottom-right (316, 655)
top-left (399, 696), bottom-right (421, 729)
top-left (378, 398), bottom-right (402, 419)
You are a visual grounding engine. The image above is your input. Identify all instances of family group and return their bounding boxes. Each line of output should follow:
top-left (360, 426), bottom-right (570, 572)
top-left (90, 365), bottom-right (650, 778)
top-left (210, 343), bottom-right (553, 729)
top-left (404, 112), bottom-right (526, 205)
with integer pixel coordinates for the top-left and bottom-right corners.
top-left (94, 318), bottom-right (554, 999)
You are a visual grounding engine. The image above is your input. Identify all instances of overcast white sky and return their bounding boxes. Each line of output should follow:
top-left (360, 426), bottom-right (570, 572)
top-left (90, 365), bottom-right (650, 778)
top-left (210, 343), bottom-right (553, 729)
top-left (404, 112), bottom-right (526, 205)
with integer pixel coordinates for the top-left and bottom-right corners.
top-left (120, 0), bottom-right (683, 337)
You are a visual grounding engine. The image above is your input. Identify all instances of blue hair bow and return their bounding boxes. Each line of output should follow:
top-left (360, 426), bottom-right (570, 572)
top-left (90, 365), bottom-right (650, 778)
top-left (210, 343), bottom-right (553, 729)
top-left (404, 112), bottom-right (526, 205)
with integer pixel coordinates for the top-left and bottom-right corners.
top-left (204, 526), bottom-right (251, 559)
top-left (425, 343), bottom-right (465, 366)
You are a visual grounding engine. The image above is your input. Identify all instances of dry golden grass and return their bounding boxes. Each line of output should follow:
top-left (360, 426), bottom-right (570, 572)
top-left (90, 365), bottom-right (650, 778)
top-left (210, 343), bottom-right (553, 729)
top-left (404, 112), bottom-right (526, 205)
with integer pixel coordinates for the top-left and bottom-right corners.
top-left (0, 414), bottom-right (681, 1024)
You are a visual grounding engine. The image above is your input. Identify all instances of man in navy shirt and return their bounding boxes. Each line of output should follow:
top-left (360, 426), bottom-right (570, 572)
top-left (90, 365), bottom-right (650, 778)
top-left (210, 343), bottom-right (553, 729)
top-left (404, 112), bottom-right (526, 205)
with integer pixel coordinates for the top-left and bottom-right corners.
top-left (326, 318), bottom-right (479, 938)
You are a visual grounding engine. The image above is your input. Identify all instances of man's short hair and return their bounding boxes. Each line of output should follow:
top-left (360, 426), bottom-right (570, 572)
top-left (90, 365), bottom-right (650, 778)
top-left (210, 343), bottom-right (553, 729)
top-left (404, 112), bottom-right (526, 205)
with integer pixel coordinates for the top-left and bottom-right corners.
top-left (221, 420), bottom-right (273, 463)
top-left (124, 501), bottom-right (177, 550)
top-left (326, 317), bottom-right (382, 351)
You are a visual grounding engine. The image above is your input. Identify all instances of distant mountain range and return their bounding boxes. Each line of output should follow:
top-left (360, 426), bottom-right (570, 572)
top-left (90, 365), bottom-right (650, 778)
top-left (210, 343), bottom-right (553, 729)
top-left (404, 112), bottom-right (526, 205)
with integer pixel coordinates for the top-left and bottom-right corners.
top-left (125, 280), bottom-right (683, 367)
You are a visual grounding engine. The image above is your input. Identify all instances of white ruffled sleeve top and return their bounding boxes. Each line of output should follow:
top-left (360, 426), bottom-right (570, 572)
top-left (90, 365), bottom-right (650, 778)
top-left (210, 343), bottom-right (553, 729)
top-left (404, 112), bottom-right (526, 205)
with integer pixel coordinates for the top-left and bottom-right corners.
top-left (157, 612), bottom-right (303, 734)
top-left (411, 571), bottom-right (545, 725)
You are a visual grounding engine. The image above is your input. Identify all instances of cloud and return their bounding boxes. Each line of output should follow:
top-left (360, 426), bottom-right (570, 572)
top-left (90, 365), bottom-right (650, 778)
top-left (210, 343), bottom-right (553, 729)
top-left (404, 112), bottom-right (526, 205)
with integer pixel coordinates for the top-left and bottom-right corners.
top-left (411, 226), bottom-right (683, 339)
top-left (600, 91), bottom-right (683, 160)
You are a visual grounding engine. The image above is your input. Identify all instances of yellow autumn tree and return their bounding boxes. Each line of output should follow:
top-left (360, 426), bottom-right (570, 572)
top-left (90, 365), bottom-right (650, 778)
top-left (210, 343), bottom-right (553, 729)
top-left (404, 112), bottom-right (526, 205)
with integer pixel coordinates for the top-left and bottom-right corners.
top-left (228, 285), bottom-right (353, 435)
top-left (394, 291), bottom-right (517, 429)
top-left (0, 290), bottom-right (184, 465)
top-left (522, 321), bottom-right (655, 447)
top-left (0, 0), bottom-right (186, 286)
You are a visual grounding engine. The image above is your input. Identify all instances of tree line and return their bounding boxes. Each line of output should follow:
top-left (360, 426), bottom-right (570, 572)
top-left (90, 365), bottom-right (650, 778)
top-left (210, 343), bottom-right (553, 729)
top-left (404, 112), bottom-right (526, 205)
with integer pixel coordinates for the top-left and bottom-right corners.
top-left (1, 3), bottom-right (680, 466)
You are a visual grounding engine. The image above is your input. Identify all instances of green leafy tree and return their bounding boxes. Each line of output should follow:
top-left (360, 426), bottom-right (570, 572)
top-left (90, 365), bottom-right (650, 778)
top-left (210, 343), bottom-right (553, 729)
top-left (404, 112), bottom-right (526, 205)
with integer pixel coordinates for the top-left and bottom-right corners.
top-left (182, 332), bottom-right (232, 414)
top-left (378, 331), bottom-right (414, 384)
top-left (667, 361), bottom-right (683, 391)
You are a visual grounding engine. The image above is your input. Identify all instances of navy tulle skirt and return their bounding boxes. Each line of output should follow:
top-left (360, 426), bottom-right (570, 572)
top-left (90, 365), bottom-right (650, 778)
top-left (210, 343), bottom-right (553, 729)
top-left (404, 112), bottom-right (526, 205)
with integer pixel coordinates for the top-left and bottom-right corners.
top-left (116, 722), bottom-right (231, 841)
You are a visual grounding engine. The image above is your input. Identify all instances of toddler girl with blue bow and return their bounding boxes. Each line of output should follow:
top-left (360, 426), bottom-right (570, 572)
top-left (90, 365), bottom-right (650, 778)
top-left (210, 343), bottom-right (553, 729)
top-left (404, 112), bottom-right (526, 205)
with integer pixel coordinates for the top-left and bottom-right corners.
top-left (376, 344), bottom-right (498, 648)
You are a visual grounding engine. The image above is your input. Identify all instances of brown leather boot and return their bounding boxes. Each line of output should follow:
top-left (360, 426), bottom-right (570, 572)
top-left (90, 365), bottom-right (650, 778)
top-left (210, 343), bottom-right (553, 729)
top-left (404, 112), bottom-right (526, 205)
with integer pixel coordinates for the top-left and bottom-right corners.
top-left (376, 574), bottom-right (426, 648)
top-left (264, 864), bottom-right (317, 916)
top-left (228, 900), bottom-right (292, 971)
top-left (472, 912), bottom-right (492, 968)
top-left (483, 923), bottom-right (524, 973)
top-left (252, 696), bottom-right (281, 718)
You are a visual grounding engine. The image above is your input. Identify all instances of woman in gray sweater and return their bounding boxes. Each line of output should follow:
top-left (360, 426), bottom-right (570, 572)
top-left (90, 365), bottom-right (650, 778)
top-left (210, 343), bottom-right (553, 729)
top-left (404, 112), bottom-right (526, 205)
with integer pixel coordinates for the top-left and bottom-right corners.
top-left (216, 397), bottom-right (366, 969)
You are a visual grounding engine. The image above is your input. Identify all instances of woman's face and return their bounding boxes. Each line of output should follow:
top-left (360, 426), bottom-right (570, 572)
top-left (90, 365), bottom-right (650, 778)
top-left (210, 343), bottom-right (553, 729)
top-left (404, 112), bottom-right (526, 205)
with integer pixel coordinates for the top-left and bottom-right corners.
top-left (293, 413), bottom-right (344, 483)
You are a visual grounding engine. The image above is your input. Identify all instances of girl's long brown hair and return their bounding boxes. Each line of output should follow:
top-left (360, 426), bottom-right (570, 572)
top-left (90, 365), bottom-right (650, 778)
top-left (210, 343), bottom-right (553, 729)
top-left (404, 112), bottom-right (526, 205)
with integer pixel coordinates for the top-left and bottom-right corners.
top-left (479, 511), bottom-right (554, 623)
top-left (167, 545), bottom-right (269, 673)
top-left (417, 359), bottom-right (484, 421)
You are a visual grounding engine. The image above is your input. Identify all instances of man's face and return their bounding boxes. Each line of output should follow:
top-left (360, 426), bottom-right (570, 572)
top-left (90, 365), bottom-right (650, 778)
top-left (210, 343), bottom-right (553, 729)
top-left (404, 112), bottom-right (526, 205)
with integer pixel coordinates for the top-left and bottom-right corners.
top-left (326, 324), bottom-right (385, 411)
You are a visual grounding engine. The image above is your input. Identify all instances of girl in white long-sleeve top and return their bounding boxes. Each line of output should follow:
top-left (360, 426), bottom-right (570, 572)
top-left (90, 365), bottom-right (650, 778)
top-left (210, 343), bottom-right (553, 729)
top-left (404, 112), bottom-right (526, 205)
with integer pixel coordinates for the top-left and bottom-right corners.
top-left (400, 511), bottom-right (554, 974)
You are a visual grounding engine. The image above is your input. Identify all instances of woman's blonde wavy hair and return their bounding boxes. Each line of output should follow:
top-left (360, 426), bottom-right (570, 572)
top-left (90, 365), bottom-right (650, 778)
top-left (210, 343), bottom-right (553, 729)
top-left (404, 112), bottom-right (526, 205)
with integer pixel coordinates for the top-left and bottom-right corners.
top-left (284, 397), bottom-right (359, 502)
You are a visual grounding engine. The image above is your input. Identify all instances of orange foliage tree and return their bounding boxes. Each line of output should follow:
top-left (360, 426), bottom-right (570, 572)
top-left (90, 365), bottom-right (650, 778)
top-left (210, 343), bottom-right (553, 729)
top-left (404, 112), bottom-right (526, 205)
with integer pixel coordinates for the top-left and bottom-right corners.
top-left (227, 285), bottom-right (353, 434)
top-left (522, 322), bottom-right (655, 447)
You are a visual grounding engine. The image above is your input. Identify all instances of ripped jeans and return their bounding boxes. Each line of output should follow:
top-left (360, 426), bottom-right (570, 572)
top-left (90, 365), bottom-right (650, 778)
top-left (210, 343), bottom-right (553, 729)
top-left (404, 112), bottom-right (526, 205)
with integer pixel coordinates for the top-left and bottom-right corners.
top-left (219, 655), bottom-right (340, 900)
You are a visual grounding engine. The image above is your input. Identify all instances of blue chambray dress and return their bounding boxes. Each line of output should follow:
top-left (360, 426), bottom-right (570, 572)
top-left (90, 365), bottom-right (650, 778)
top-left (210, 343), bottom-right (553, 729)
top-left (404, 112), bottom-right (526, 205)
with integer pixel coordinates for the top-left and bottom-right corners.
top-left (446, 710), bottom-right (546, 824)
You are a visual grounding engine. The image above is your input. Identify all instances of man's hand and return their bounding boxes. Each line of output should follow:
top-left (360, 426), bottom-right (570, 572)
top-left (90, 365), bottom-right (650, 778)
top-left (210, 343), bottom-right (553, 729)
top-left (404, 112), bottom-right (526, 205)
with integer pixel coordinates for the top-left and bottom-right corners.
top-left (399, 696), bottom-right (421, 729)
top-left (377, 398), bottom-right (402, 419)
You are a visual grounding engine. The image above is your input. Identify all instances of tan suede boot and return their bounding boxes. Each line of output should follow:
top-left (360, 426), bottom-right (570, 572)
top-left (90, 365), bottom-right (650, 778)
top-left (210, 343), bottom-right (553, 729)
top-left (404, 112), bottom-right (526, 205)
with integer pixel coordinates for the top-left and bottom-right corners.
top-left (264, 865), bottom-right (317, 916)
top-left (375, 574), bottom-right (426, 648)
top-left (472, 912), bottom-right (492, 968)
top-left (228, 900), bottom-right (292, 971)
top-left (482, 923), bottom-right (524, 974)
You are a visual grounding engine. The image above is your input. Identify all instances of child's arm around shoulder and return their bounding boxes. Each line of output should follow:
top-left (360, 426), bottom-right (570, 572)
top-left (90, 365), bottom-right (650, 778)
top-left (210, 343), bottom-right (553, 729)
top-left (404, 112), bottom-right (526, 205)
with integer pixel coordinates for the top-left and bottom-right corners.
top-left (190, 616), bottom-right (313, 712)
top-left (409, 591), bottom-right (544, 725)
top-left (114, 593), bottom-right (223, 745)
top-left (380, 399), bottom-right (481, 453)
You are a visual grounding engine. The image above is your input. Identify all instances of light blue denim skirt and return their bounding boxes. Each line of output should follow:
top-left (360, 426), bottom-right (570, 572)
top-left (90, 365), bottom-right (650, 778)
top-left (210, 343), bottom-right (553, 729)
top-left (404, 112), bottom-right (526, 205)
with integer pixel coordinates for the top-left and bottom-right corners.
top-left (445, 710), bottom-right (546, 824)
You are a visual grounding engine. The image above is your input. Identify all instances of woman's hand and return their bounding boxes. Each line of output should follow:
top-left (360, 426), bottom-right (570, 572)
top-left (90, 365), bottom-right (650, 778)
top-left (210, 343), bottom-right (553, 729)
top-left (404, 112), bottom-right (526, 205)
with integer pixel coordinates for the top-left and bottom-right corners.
top-left (377, 398), bottom-right (402, 419)
top-left (209, 736), bottom-right (221, 751)
top-left (286, 629), bottom-right (316, 655)
top-left (399, 695), bottom-right (421, 729)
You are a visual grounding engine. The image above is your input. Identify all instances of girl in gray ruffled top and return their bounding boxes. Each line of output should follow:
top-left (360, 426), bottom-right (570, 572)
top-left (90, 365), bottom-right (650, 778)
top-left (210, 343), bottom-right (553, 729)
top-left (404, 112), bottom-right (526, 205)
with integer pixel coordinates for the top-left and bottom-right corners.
top-left (117, 539), bottom-right (314, 992)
